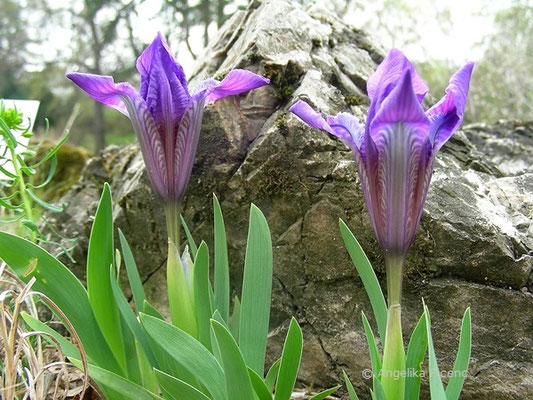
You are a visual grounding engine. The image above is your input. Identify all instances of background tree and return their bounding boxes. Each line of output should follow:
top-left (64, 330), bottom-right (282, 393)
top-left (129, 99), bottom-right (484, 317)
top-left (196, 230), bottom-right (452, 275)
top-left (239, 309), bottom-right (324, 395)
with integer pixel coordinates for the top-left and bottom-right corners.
top-left (0, 0), bottom-right (33, 99)
top-left (67, 0), bottom-right (141, 150)
top-left (466, 0), bottom-right (533, 122)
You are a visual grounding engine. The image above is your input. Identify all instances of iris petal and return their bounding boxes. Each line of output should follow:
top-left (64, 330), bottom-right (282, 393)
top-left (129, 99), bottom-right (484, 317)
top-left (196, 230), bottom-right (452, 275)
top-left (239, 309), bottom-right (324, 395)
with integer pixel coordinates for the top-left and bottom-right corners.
top-left (66, 73), bottom-right (137, 117)
top-left (137, 32), bottom-right (189, 101)
top-left (173, 98), bottom-right (206, 200)
top-left (370, 71), bottom-right (430, 141)
top-left (289, 100), bottom-right (336, 135)
top-left (367, 49), bottom-right (428, 103)
top-left (200, 69), bottom-right (270, 103)
top-left (68, 33), bottom-right (270, 203)
top-left (67, 72), bottom-right (168, 197)
top-left (326, 112), bottom-right (364, 151)
top-left (426, 62), bottom-right (474, 151)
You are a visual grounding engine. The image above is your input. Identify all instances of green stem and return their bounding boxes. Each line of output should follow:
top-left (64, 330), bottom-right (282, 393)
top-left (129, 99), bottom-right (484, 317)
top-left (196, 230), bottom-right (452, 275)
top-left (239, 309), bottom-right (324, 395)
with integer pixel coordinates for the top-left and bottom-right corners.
top-left (164, 201), bottom-right (180, 246)
top-left (381, 304), bottom-right (405, 400)
top-left (9, 146), bottom-right (35, 242)
top-left (381, 254), bottom-right (406, 400)
top-left (386, 254), bottom-right (404, 306)
top-left (164, 201), bottom-right (197, 337)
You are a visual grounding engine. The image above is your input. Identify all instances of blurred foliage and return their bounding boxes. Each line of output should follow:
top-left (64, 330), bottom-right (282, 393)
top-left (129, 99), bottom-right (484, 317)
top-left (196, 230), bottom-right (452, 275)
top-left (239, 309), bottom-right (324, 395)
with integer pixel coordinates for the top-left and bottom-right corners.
top-left (466, 1), bottom-right (533, 122)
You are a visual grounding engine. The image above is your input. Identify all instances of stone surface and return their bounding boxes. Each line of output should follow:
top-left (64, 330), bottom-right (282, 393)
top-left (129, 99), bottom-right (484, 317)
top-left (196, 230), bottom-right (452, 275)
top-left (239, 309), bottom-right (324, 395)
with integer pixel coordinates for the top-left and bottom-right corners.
top-left (47, 1), bottom-right (532, 399)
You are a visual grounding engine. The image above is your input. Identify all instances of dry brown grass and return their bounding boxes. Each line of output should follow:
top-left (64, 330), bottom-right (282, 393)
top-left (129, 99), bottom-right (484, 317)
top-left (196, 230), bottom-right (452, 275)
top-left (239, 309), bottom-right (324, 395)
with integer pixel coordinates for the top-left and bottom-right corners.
top-left (0, 262), bottom-right (89, 399)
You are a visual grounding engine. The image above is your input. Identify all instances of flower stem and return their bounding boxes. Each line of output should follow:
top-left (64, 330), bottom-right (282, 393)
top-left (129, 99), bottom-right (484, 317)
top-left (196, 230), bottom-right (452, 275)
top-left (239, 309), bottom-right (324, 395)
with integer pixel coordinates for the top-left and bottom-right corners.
top-left (386, 254), bottom-right (404, 306)
top-left (164, 201), bottom-right (197, 337)
top-left (381, 254), bottom-right (406, 400)
top-left (9, 146), bottom-right (35, 242)
top-left (164, 201), bottom-right (180, 246)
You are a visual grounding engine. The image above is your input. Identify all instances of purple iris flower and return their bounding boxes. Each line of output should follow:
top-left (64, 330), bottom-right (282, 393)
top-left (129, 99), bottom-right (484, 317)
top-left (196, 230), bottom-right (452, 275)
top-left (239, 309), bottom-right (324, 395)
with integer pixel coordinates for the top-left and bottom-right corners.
top-left (67, 33), bottom-right (269, 203)
top-left (290, 49), bottom-right (473, 260)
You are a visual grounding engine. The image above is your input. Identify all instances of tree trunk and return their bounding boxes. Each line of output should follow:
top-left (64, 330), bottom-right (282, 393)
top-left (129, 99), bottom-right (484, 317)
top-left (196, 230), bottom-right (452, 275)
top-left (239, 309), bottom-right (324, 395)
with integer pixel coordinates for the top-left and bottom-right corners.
top-left (200, 0), bottom-right (210, 47)
top-left (216, 0), bottom-right (225, 28)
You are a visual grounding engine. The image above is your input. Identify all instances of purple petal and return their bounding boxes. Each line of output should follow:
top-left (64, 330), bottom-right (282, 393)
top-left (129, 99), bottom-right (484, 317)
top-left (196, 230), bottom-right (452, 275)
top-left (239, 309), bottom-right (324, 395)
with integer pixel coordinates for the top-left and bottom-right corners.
top-left (67, 72), bottom-right (169, 198)
top-left (326, 112), bottom-right (364, 150)
top-left (66, 72), bottom-right (138, 117)
top-left (370, 70), bottom-right (430, 139)
top-left (367, 49), bottom-right (428, 103)
top-left (137, 32), bottom-right (189, 98)
top-left (202, 69), bottom-right (270, 103)
top-left (363, 71), bottom-right (432, 255)
top-left (289, 100), bottom-right (335, 135)
top-left (173, 98), bottom-right (206, 201)
top-left (190, 78), bottom-right (218, 101)
top-left (136, 32), bottom-right (191, 143)
top-left (426, 62), bottom-right (474, 151)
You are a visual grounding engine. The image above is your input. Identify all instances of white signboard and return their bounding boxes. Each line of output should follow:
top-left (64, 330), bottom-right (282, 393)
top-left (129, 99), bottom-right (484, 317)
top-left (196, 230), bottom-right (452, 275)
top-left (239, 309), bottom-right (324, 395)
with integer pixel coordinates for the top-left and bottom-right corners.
top-left (0, 99), bottom-right (40, 179)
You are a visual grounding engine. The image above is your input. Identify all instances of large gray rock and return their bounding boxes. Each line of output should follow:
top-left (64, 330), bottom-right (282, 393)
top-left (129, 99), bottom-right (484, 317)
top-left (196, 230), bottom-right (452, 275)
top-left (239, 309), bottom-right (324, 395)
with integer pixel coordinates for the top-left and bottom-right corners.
top-left (49, 1), bottom-right (532, 399)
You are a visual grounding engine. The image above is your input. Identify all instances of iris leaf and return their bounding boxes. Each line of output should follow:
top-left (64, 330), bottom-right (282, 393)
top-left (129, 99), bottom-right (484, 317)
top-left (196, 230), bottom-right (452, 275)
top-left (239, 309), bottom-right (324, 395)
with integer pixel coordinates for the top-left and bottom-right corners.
top-left (109, 269), bottom-right (158, 369)
top-left (140, 313), bottom-right (227, 400)
top-left (274, 318), bottom-right (303, 400)
top-left (339, 219), bottom-right (387, 345)
top-left (248, 367), bottom-right (273, 400)
top-left (265, 358), bottom-right (281, 393)
top-left (154, 369), bottom-right (210, 400)
top-left (404, 312), bottom-right (427, 400)
top-left (213, 194), bottom-right (230, 323)
top-left (424, 304), bottom-right (447, 400)
top-left (119, 229), bottom-right (146, 312)
top-left (361, 312), bottom-right (382, 379)
top-left (239, 204), bottom-right (273, 376)
top-left (194, 241), bottom-right (213, 350)
top-left (211, 320), bottom-right (256, 400)
top-left (343, 371), bottom-right (360, 400)
top-left (180, 215), bottom-right (198, 257)
top-left (308, 386), bottom-right (341, 400)
top-left (445, 308), bottom-right (471, 400)
top-left (230, 295), bottom-right (241, 342)
top-left (87, 183), bottom-right (125, 369)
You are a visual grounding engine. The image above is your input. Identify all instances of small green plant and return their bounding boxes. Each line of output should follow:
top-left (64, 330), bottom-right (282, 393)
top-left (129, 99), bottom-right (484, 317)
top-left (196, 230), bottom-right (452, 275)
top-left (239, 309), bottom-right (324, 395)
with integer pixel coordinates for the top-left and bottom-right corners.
top-left (1, 185), bottom-right (339, 399)
top-left (0, 102), bottom-right (74, 259)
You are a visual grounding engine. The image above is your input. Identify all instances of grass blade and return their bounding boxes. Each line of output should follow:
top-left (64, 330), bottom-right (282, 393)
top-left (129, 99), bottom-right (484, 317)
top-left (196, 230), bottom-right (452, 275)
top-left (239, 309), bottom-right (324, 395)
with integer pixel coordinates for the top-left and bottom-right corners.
top-left (239, 204), bottom-right (273, 376)
top-left (445, 308), bottom-right (471, 400)
top-left (248, 367), bottom-right (273, 400)
top-left (194, 241), bottom-right (213, 350)
top-left (211, 320), bottom-right (257, 400)
top-left (230, 295), bottom-right (241, 342)
top-left (274, 318), bottom-right (303, 400)
top-left (424, 304), bottom-right (447, 400)
top-left (119, 229), bottom-right (146, 312)
top-left (404, 312), bottom-right (427, 400)
top-left (265, 359), bottom-right (281, 392)
top-left (140, 313), bottom-right (228, 400)
top-left (154, 369), bottom-right (210, 400)
top-left (180, 215), bottom-right (198, 257)
top-left (110, 270), bottom-right (158, 369)
top-left (343, 371), bottom-right (360, 400)
top-left (308, 386), bottom-right (341, 400)
top-left (213, 194), bottom-right (230, 323)
top-left (361, 312), bottom-right (382, 378)
top-left (87, 183), bottom-right (125, 368)
top-left (339, 219), bottom-right (387, 344)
